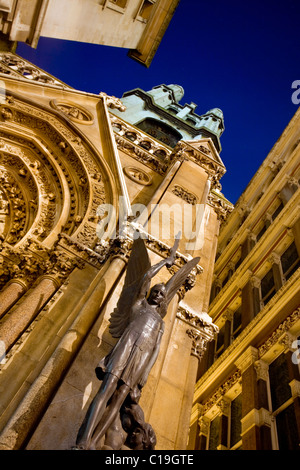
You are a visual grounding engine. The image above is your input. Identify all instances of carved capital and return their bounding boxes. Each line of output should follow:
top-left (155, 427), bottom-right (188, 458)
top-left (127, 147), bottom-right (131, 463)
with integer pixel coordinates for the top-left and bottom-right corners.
top-left (217, 397), bottom-right (231, 416)
top-left (289, 379), bottom-right (300, 399)
top-left (178, 306), bottom-right (218, 360)
top-left (268, 251), bottom-right (281, 265)
top-left (198, 416), bottom-right (210, 436)
top-left (263, 212), bottom-right (273, 223)
top-left (278, 331), bottom-right (298, 352)
top-left (186, 328), bottom-right (210, 360)
top-left (223, 308), bottom-right (234, 322)
top-left (250, 275), bottom-right (261, 289)
top-left (207, 191), bottom-right (234, 222)
top-left (45, 249), bottom-right (85, 282)
top-left (286, 176), bottom-right (299, 189)
top-left (254, 359), bottom-right (269, 381)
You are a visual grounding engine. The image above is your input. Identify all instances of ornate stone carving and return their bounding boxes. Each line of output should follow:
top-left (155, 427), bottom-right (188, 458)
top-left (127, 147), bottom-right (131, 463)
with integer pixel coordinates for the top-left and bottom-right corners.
top-left (44, 249), bottom-right (86, 284)
top-left (254, 359), bottom-right (269, 381)
top-left (278, 331), bottom-right (298, 352)
top-left (58, 233), bottom-right (111, 268)
top-left (201, 370), bottom-right (242, 414)
top-left (216, 397), bottom-right (231, 416)
top-left (268, 251), bottom-right (281, 265)
top-left (50, 100), bottom-right (94, 124)
top-left (173, 140), bottom-right (226, 184)
top-left (0, 169), bottom-right (30, 245)
top-left (110, 115), bottom-right (173, 175)
top-left (0, 53), bottom-right (73, 89)
top-left (198, 145), bottom-right (211, 156)
top-left (177, 305), bottom-right (218, 360)
top-left (258, 307), bottom-right (300, 357)
top-left (250, 275), bottom-right (261, 289)
top-left (123, 166), bottom-right (152, 186)
top-left (207, 191), bottom-right (234, 222)
top-left (0, 92), bottom-right (111, 246)
top-left (99, 92), bottom-right (126, 112)
top-left (198, 416), bottom-right (210, 436)
top-left (172, 185), bottom-right (197, 205)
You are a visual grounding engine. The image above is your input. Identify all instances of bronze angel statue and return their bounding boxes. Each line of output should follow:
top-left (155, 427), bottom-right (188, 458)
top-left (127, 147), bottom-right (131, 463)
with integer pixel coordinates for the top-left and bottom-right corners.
top-left (74, 234), bottom-right (200, 450)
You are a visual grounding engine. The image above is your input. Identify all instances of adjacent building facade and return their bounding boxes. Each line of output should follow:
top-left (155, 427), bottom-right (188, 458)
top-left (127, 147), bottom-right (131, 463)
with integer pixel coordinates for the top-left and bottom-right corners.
top-left (0, 51), bottom-right (230, 450)
top-left (0, 0), bottom-right (180, 66)
top-left (188, 107), bottom-right (300, 450)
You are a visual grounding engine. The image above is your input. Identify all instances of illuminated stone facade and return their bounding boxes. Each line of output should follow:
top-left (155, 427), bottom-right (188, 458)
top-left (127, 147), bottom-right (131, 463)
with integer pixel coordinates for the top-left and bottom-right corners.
top-left (188, 108), bottom-right (300, 450)
top-left (0, 52), bottom-right (230, 450)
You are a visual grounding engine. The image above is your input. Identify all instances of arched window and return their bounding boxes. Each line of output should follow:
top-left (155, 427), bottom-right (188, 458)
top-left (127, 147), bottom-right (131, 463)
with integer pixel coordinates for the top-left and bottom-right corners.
top-left (136, 118), bottom-right (182, 148)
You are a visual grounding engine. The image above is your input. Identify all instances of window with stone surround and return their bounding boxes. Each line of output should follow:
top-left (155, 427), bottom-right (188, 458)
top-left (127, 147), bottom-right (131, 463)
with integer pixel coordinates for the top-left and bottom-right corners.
top-left (208, 415), bottom-right (220, 450)
top-left (271, 200), bottom-right (284, 221)
top-left (107, 0), bottom-right (128, 8)
top-left (137, 0), bottom-right (156, 21)
top-left (232, 306), bottom-right (242, 340)
top-left (269, 353), bottom-right (299, 450)
top-left (229, 394), bottom-right (242, 449)
top-left (256, 222), bottom-right (267, 242)
top-left (205, 395), bottom-right (242, 450)
top-left (260, 268), bottom-right (276, 307)
top-left (136, 117), bottom-right (182, 148)
top-left (215, 325), bottom-right (225, 359)
top-left (281, 241), bottom-right (300, 281)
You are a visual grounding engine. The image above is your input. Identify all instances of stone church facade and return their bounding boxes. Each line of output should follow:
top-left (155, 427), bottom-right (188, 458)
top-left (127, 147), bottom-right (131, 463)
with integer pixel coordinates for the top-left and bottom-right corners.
top-left (0, 52), bottom-right (231, 450)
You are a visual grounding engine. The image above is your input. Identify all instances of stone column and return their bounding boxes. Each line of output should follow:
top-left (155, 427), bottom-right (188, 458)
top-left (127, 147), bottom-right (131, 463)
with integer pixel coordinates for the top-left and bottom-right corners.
top-left (216, 398), bottom-right (231, 450)
top-left (0, 254), bottom-right (127, 450)
top-left (241, 232), bottom-right (256, 262)
top-left (280, 177), bottom-right (298, 205)
top-left (174, 353), bottom-right (199, 450)
top-left (253, 359), bottom-right (273, 449)
top-left (241, 275), bottom-right (261, 330)
top-left (235, 347), bottom-right (272, 450)
top-left (223, 308), bottom-right (234, 350)
top-left (211, 278), bottom-right (222, 301)
top-left (279, 332), bottom-right (300, 442)
top-left (264, 212), bottom-right (272, 229)
top-left (0, 278), bottom-right (27, 319)
top-left (291, 218), bottom-right (300, 257)
top-left (198, 415), bottom-right (210, 450)
top-left (227, 261), bottom-right (235, 280)
top-left (173, 316), bottom-right (217, 449)
top-left (0, 275), bottom-right (59, 352)
top-left (196, 336), bottom-right (215, 379)
top-left (268, 252), bottom-right (284, 291)
top-left (0, 248), bottom-right (87, 353)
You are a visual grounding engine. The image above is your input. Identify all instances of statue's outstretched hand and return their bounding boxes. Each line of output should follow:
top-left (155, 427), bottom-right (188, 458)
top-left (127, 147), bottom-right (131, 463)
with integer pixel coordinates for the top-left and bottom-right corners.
top-left (166, 232), bottom-right (181, 268)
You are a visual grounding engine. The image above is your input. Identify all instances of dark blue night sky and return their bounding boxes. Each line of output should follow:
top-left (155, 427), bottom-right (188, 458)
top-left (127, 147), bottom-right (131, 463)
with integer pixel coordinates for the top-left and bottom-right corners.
top-left (16, 0), bottom-right (300, 204)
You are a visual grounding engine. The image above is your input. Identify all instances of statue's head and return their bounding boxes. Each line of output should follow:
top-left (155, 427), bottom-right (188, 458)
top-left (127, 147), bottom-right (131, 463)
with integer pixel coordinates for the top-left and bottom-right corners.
top-left (148, 283), bottom-right (166, 307)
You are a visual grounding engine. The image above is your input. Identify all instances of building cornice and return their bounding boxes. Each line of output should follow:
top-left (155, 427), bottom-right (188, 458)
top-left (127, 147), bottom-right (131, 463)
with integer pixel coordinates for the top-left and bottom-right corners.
top-left (194, 276), bottom-right (300, 403)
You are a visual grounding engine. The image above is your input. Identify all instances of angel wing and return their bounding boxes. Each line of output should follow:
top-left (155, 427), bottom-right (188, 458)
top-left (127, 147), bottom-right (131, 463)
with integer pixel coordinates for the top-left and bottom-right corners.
top-left (109, 236), bottom-right (151, 338)
top-left (164, 256), bottom-right (200, 306)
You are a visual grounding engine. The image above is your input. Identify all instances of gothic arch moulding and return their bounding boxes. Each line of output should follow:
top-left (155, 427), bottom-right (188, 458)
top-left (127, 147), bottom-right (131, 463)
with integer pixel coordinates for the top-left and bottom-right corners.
top-left (0, 92), bottom-right (118, 251)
